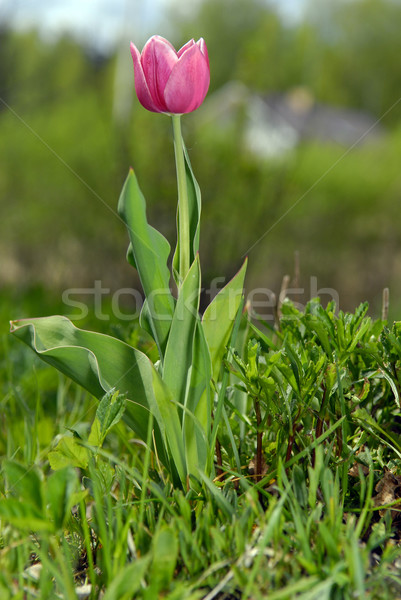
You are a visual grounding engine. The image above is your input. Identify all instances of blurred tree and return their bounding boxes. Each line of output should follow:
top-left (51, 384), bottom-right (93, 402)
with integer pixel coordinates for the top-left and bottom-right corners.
top-left (236, 17), bottom-right (320, 92)
top-left (1, 4), bottom-right (401, 319)
top-left (175, 0), bottom-right (401, 122)
top-left (307, 0), bottom-right (401, 121)
top-left (172, 0), bottom-right (268, 91)
top-left (0, 27), bottom-right (15, 105)
top-left (304, 0), bottom-right (400, 121)
top-left (0, 29), bottom-right (125, 290)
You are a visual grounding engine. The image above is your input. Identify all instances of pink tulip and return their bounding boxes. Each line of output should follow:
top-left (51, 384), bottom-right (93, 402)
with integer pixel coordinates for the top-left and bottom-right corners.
top-left (130, 35), bottom-right (210, 115)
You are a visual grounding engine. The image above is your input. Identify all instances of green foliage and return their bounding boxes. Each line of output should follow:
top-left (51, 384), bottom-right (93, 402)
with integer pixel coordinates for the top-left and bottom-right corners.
top-left (147, 526), bottom-right (179, 597)
top-left (48, 388), bottom-right (126, 469)
top-left (191, 121), bottom-right (401, 316)
top-left (2, 300), bottom-right (401, 597)
top-left (224, 299), bottom-right (401, 484)
top-left (11, 120), bottom-right (247, 489)
top-left (88, 389), bottom-right (126, 448)
top-left (10, 315), bottom-right (183, 479)
top-left (1, 461), bottom-right (81, 533)
top-left (9, 65), bottom-right (251, 489)
top-left (3, 5), bottom-right (401, 594)
top-left (48, 435), bottom-right (90, 470)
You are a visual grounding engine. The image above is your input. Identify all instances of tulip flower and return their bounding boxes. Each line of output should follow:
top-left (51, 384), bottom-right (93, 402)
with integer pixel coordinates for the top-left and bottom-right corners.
top-left (130, 35), bottom-right (210, 115)
top-left (130, 35), bottom-right (210, 283)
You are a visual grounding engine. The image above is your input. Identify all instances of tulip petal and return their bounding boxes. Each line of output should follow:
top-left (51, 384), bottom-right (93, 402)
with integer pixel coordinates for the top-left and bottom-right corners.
top-left (141, 36), bottom-right (178, 112)
top-left (130, 42), bottom-right (162, 113)
top-left (177, 39), bottom-right (195, 58)
top-left (197, 38), bottom-right (209, 64)
top-left (197, 38), bottom-right (210, 101)
top-left (163, 44), bottom-right (210, 114)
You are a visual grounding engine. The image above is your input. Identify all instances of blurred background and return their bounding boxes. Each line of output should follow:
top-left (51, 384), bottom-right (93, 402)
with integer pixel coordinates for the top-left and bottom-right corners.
top-left (1, 0), bottom-right (401, 326)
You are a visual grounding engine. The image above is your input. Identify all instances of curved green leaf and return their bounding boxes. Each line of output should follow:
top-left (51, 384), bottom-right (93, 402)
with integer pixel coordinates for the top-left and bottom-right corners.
top-left (118, 169), bottom-right (175, 357)
top-left (202, 259), bottom-right (248, 380)
top-left (163, 256), bottom-right (208, 477)
top-left (163, 256), bottom-right (201, 415)
top-left (184, 320), bottom-right (213, 475)
top-left (150, 368), bottom-right (186, 485)
top-left (10, 316), bottom-right (173, 468)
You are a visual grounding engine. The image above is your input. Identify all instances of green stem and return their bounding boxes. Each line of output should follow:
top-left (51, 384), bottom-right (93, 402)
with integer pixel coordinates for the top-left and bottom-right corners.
top-left (172, 114), bottom-right (190, 282)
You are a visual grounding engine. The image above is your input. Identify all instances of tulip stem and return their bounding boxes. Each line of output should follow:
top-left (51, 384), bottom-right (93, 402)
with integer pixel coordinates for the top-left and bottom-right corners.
top-left (171, 114), bottom-right (190, 283)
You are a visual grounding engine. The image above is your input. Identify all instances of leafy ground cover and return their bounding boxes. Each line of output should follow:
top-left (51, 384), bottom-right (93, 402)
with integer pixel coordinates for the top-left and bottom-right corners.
top-left (1, 297), bottom-right (401, 599)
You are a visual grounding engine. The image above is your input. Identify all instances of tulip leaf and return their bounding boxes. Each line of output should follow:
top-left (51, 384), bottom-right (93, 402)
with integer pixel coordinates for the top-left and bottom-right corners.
top-left (163, 255), bottom-right (209, 477)
top-left (184, 144), bottom-right (201, 259)
top-left (9, 316), bottom-right (173, 470)
top-left (150, 367), bottom-right (187, 485)
top-left (163, 256), bottom-right (200, 417)
top-left (118, 168), bottom-right (175, 358)
top-left (183, 320), bottom-right (213, 475)
top-left (172, 143), bottom-right (201, 283)
top-left (202, 259), bottom-right (248, 381)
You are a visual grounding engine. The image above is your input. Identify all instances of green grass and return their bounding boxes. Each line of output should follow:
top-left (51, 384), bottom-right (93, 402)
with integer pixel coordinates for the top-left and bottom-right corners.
top-left (2, 294), bottom-right (401, 599)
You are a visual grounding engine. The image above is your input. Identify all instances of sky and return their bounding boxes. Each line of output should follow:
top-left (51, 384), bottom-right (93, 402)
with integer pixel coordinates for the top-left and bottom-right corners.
top-left (1, 0), bottom-right (307, 51)
top-left (3, 0), bottom-right (158, 50)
